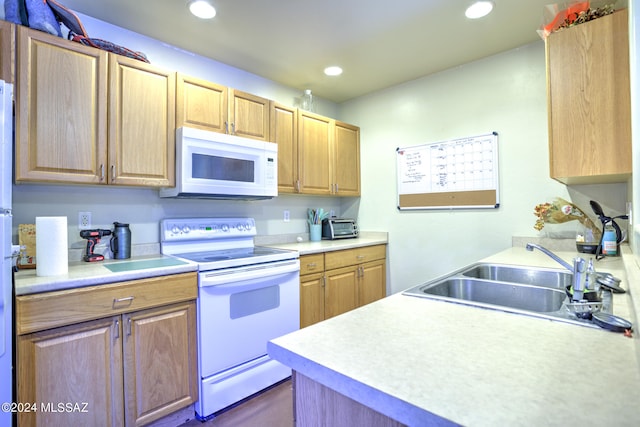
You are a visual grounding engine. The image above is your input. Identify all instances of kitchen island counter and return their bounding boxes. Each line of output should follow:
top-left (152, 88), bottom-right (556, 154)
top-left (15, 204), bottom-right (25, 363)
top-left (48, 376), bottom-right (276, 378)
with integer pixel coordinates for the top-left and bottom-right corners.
top-left (14, 254), bottom-right (197, 295)
top-left (268, 246), bottom-right (640, 426)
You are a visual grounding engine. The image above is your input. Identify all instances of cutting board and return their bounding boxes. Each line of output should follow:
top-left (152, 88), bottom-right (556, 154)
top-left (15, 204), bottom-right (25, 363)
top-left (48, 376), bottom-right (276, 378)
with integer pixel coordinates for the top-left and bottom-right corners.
top-left (18, 224), bottom-right (36, 269)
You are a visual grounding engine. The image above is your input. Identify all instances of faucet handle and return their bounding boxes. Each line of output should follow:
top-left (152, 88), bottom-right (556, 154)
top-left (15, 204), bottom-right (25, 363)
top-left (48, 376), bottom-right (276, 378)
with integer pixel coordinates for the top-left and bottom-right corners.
top-left (572, 257), bottom-right (586, 299)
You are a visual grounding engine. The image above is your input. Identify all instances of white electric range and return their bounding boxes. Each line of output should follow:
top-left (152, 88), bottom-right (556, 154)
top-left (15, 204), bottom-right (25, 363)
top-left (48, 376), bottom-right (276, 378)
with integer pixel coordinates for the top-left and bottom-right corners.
top-left (160, 218), bottom-right (300, 420)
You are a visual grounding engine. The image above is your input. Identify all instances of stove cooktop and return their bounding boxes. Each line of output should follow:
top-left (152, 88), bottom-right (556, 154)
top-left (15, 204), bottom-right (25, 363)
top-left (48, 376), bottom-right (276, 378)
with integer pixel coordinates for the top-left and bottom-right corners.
top-left (172, 246), bottom-right (297, 270)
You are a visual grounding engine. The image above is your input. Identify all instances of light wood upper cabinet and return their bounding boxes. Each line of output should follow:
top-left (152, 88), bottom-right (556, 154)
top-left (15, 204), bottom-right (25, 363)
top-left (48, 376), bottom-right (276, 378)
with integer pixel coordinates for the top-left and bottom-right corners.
top-left (546, 9), bottom-right (631, 184)
top-left (176, 73), bottom-right (228, 133)
top-left (298, 110), bottom-right (334, 195)
top-left (276, 108), bottom-right (361, 196)
top-left (0, 20), bottom-right (15, 83)
top-left (15, 27), bottom-right (175, 187)
top-left (270, 101), bottom-right (299, 193)
top-left (176, 73), bottom-right (270, 141)
top-left (334, 121), bottom-right (361, 196)
top-left (230, 88), bottom-right (270, 141)
top-left (15, 26), bottom-right (108, 184)
top-left (109, 54), bottom-right (176, 187)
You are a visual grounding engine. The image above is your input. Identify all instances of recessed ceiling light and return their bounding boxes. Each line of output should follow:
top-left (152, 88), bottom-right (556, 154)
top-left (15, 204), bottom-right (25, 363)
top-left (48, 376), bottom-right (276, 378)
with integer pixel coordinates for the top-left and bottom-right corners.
top-left (465, 1), bottom-right (494, 19)
top-left (324, 66), bottom-right (343, 76)
top-left (188, 0), bottom-right (217, 19)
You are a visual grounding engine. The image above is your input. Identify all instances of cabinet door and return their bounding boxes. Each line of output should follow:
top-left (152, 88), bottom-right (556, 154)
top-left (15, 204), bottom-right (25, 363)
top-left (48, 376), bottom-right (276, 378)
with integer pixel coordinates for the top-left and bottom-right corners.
top-left (334, 121), bottom-right (360, 196)
top-left (15, 26), bottom-right (108, 184)
top-left (17, 317), bottom-right (124, 427)
top-left (108, 54), bottom-right (176, 187)
top-left (546, 9), bottom-right (631, 183)
top-left (300, 272), bottom-right (325, 328)
top-left (271, 101), bottom-right (299, 193)
top-left (123, 301), bottom-right (198, 426)
top-left (298, 110), bottom-right (333, 195)
top-left (324, 266), bottom-right (358, 319)
top-left (358, 259), bottom-right (386, 307)
top-left (0, 21), bottom-right (14, 83)
top-left (230, 89), bottom-right (270, 141)
top-left (176, 73), bottom-right (228, 133)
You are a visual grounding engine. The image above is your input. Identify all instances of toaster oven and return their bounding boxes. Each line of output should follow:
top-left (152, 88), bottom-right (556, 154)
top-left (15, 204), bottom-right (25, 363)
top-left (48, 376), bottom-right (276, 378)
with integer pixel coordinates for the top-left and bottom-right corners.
top-left (321, 218), bottom-right (358, 240)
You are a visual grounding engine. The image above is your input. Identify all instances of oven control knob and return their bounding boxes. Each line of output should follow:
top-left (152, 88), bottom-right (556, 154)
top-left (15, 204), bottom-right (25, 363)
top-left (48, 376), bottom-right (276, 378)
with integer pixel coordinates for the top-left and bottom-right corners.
top-left (182, 225), bottom-right (191, 234)
top-left (221, 224), bottom-right (229, 232)
top-left (244, 222), bottom-right (253, 231)
top-left (171, 225), bottom-right (180, 235)
top-left (236, 224), bottom-right (245, 231)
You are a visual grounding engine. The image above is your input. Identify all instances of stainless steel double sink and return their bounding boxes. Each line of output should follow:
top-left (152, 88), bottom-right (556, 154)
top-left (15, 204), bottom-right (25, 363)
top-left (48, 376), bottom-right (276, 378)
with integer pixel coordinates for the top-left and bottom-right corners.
top-left (403, 263), bottom-right (608, 327)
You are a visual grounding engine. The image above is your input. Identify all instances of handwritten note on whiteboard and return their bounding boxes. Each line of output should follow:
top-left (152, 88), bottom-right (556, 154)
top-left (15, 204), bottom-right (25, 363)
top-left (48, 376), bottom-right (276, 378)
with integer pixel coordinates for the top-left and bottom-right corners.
top-left (396, 132), bottom-right (499, 210)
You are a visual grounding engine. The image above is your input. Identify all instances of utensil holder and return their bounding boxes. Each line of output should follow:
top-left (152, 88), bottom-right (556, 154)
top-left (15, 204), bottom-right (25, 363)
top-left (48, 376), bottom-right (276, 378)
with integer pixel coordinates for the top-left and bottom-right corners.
top-left (309, 224), bottom-right (322, 242)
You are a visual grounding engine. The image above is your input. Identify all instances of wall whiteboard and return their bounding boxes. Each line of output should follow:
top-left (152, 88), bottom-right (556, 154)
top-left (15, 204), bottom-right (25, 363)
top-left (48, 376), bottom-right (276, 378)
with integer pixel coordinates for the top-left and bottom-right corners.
top-left (396, 132), bottom-right (499, 210)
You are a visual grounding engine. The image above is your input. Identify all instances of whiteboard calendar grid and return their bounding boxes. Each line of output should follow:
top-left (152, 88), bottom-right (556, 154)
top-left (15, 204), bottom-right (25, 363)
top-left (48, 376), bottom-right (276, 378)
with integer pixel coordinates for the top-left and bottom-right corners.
top-left (396, 132), bottom-right (499, 210)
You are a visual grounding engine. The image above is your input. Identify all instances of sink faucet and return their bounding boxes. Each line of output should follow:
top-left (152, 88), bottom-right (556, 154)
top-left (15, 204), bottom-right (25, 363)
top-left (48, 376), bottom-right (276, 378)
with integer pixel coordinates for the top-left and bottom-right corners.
top-left (525, 243), bottom-right (589, 301)
top-left (525, 243), bottom-right (574, 272)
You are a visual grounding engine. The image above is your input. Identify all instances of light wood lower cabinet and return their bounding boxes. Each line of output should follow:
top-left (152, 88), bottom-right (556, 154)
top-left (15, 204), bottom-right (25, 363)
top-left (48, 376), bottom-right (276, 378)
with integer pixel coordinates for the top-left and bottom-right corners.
top-left (294, 372), bottom-right (405, 427)
top-left (15, 273), bottom-right (198, 427)
top-left (299, 245), bottom-right (386, 328)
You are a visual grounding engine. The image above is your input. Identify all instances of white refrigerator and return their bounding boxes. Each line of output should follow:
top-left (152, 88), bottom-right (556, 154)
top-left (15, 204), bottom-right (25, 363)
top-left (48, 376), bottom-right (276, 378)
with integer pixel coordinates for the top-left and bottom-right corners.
top-left (0, 79), bottom-right (14, 427)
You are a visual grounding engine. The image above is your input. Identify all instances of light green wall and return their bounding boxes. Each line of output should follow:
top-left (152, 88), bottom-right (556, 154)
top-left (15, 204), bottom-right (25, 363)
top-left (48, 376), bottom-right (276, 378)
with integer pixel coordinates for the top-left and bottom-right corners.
top-left (339, 41), bottom-right (627, 293)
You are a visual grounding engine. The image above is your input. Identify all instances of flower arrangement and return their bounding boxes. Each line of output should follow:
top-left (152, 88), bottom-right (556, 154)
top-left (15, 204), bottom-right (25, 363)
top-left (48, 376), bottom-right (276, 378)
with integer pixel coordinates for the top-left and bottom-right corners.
top-left (533, 197), bottom-right (600, 239)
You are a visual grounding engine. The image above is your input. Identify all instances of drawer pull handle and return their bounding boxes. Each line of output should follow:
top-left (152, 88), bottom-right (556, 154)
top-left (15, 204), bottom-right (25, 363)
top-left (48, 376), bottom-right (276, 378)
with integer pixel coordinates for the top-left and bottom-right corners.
top-left (113, 296), bottom-right (134, 307)
top-left (307, 263), bottom-right (317, 268)
top-left (356, 255), bottom-right (365, 260)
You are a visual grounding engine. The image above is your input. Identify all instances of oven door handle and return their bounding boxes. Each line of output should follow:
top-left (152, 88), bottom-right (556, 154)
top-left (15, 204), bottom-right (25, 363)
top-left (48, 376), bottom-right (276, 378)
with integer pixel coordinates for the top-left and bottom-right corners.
top-left (200, 260), bottom-right (300, 288)
top-left (201, 271), bottom-right (299, 295)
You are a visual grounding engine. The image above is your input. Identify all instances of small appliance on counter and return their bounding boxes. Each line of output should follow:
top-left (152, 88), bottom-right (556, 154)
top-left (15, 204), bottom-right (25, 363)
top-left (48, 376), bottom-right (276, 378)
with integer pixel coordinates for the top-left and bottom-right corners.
top-left (322, 218), bottom-right (359, 240)
top-left (110, 221), bottom-right (131, 259)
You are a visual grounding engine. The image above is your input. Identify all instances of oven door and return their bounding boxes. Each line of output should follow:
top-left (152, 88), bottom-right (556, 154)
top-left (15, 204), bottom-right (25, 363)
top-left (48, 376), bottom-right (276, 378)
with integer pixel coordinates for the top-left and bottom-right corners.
top-left (198, 259), bottom-right (300, 378)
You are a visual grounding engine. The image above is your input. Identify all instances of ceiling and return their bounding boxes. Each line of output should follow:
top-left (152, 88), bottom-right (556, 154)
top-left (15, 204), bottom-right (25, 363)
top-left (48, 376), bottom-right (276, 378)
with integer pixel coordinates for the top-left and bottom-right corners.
top-left (59, 0), bottom-right (555, 103)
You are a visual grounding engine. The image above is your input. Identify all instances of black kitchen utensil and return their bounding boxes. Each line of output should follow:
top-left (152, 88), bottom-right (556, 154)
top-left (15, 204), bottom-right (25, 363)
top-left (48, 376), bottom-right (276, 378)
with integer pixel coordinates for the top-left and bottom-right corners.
top-left (589, 200), bottom-right (628, 260)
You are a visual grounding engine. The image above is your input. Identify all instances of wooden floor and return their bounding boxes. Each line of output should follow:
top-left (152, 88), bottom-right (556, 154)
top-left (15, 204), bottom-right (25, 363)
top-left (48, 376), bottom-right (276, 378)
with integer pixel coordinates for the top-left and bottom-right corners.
top-left (180, 379), bottom-right (293, 427)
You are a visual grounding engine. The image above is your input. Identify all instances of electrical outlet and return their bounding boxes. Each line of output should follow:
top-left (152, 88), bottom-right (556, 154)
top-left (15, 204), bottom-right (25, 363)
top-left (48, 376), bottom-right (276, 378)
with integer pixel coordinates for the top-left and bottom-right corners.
top-left (79, 212), bottom-right (92, 230)
top-left (283, 210), bottom-right (290, 222)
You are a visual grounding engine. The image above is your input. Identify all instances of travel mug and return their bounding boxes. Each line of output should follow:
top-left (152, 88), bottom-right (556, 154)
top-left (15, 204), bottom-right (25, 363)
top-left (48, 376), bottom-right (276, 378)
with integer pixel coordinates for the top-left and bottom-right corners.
top-left (111, 222), bottom-right (131, 259)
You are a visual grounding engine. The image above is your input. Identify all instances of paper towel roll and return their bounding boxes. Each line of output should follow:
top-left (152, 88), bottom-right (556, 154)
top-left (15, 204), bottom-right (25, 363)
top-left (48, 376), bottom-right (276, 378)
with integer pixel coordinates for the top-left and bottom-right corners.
top-left (36, 216), bottom-right (69, 277)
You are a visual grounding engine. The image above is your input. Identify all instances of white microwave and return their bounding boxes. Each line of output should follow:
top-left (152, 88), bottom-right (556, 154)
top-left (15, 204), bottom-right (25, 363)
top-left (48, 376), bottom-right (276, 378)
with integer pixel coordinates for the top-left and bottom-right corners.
top-left (160, 127), bottom-right (278, 200)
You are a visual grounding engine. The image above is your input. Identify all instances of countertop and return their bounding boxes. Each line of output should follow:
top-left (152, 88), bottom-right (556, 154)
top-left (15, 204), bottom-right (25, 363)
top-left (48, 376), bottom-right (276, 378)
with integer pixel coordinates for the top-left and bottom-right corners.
top-left (265, 231), bottom-right (388, 255)
top-left (14, 232), bottom-right (388, 296)
top-left (268, 246), bottom-right (640, 426)
top-left (14, 255), bottom-right (198, 296)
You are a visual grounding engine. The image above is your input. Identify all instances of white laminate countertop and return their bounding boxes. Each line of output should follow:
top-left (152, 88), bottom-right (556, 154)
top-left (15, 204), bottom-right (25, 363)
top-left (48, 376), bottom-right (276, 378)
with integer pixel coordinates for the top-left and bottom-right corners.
top-left (14, 255), bottom-right (198, 296)
top-left (268, 246), bottom-right (640, 426)
top-left (265, 231), bottom-right (388, 255)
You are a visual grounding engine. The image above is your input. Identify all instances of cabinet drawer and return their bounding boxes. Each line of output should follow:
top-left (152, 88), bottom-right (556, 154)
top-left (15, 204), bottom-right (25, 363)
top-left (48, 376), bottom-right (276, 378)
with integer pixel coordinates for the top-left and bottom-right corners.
top-left (324, 245), bottom-right (386, 270)
top-left (16, 272), bottom-right (197, 335)
top-left (300, 254), bottom-right (325, 275)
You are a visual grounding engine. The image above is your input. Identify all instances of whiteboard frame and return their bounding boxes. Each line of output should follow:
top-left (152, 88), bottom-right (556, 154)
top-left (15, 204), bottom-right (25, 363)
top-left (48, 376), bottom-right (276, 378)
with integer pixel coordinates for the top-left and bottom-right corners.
top-left (396, 132), bottom-right (500, 210)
